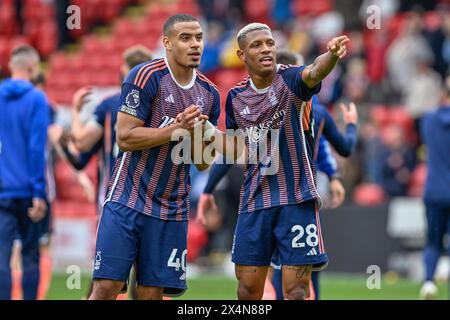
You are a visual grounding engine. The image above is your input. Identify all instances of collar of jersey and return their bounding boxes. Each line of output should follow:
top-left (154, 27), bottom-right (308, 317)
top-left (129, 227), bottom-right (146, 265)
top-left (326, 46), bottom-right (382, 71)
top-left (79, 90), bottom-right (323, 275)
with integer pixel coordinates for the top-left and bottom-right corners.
top-left (164, 57), bottom-right (197, 90)
top-left (249, 64), bottom-right (281, 94)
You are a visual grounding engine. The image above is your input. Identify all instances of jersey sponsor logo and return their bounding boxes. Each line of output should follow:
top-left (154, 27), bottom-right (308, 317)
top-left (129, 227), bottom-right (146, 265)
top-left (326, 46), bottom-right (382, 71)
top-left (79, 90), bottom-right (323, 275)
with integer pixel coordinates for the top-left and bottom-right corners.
top-left (244, 110), bottom-right (285, 143)
top-left (165, 94), bottom-right (175, 103)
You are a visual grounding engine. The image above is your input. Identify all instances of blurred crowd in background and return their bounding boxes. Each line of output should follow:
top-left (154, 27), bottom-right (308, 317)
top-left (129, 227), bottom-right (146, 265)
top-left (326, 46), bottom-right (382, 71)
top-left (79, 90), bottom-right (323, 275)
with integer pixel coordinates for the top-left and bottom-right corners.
top-left (1, 0), bottom-right (450, 267)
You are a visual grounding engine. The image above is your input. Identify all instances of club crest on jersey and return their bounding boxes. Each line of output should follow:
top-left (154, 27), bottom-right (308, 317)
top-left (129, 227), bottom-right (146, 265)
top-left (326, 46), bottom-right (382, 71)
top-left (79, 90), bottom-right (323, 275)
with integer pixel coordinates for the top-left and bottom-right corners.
top-left (126, 89), bottom-right (140, 109)
top-left (268, 87), bottom-right (279, 106)
top-left (196, 96), bottom-right (204, 112)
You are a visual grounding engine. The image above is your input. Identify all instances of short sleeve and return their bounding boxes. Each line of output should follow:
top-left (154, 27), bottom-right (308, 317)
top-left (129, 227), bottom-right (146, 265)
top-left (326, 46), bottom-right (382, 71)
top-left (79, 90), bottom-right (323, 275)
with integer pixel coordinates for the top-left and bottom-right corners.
top-left (225, 92), bottom-right (238, 129)
top-left (90, 98), bottom-right (110, 128)
top-left (118, 64), bottom-right (159, 122)
top-left (209, 89), bottom-right (221, 126)
top-left (281, 65), bottom-right (321, 101)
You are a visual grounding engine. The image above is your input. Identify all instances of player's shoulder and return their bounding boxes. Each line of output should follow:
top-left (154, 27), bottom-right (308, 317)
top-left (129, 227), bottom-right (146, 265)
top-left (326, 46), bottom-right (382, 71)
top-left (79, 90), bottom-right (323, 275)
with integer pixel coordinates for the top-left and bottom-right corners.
top-left (125, 58), bottom-right (168, 89)
top-left (195, 70), bottom-right (220, 95)
top-left (103, 92), bottom-right (121, 104)
top-left (277, 63), bottom-right (305, 76)
top-left (31, 87), bottom-right (49, 107)
top-left (97, 92), bottom-right (121, 110)
top-left (228, 76), bottom-right (250, 99)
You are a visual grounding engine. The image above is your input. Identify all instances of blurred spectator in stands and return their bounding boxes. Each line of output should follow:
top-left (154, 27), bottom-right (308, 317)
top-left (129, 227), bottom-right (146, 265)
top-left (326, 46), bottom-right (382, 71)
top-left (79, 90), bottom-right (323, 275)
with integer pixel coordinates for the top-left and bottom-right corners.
top-left (200, 21), bottom-right (229, 74)
top-left (197, 0), bottom-right (244, 29)
top-left (378, 124), bottom-right (416, 197)
top-left (272, 0), bottom-right (293, 29)
top-left (14, 0), bottom-right (24, 34)
top-left (55, 0), bottom-right (71, 48)
top-left (423, 5), bottom-right (449, 78)
top-left (440, 11), bottom-right (450, 76)
top-left (404, 53), bottom-right (442, 142)
top-left (386, 11), bottom-right (434, 101)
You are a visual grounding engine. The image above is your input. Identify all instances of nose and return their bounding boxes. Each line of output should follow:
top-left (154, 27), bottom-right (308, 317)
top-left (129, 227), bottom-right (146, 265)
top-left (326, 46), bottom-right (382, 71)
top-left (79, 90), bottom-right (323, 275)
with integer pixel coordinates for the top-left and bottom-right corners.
top-left (191, 38), bottom-right (201, 49)
top-left (261, 42), bottom-right (271, 54)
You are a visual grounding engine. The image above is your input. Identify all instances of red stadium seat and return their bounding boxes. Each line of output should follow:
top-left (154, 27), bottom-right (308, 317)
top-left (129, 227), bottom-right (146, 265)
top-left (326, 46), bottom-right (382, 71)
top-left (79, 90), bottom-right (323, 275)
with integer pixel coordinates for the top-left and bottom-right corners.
top-left (292, 0), bottom-right (333, 17)
top-left (352, 183), bottom-right (386, 206)
top-left (0, 0), bottom-right (19, 36)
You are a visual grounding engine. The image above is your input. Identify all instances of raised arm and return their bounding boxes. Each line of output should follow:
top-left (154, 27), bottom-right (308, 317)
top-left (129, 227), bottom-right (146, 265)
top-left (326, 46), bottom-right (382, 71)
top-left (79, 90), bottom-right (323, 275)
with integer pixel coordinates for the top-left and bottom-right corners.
top-left (302, 36), bottom-right (349, 88)
top-left (320, 102), bottom-right (358, 157)
top-left (70, 87), bottom-right (105, 152)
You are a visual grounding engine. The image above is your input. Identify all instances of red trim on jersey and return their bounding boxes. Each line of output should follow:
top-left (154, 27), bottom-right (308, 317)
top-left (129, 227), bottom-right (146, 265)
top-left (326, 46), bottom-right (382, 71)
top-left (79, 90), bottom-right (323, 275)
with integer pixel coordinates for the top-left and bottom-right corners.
top-left (134, 59), bottom-right (165, 87)
top-left (139, 64), bottom-right (167, 89)
top-left (196, 71), bottom-right (219, 91)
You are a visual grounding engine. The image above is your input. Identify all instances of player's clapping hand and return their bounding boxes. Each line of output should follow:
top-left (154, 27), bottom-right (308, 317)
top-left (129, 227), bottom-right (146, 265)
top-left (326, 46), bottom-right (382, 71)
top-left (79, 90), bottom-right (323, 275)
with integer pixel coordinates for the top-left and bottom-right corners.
top-left (72, 86), bottom-right (92, 112)
top-left (339, 102), bottom-right (358, 125)
top-left (176, 105), bottom-right (208, 133)
top-left (28, 198), bottom-right (47, 222)
top-left (327, 36), bottom-right (349, 59)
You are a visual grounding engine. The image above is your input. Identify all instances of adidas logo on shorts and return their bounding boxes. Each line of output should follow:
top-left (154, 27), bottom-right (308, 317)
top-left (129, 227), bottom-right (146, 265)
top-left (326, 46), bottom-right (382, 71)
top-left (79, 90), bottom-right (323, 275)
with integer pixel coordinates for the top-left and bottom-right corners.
top-left (306, 248), bottom-right (318, 256)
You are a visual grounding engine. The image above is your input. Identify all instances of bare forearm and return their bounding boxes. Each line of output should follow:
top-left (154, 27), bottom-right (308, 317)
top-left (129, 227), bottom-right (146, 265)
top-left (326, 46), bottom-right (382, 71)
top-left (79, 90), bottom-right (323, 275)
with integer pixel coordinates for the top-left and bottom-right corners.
top-left (303, 52), bottom-right (339, 88)
top-left (117, 123), bottom-right (182, 151)
top-left (71, 111), bottom-right (85, 143)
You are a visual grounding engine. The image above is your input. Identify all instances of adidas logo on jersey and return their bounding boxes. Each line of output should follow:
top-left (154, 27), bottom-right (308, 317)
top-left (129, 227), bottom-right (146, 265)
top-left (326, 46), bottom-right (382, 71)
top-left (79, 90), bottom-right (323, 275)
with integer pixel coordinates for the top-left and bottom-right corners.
top-left (306, 248), bottom-right (318, 256)
top-left (240, 106), bottom-right (250, 115)
top-left (165, 94), bottom-right (175, 103)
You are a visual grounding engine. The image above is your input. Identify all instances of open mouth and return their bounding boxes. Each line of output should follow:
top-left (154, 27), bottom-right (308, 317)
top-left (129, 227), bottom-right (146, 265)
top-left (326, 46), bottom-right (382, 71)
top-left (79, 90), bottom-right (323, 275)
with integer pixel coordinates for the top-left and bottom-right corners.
top-left (260, 56), bottom-right (273, 66)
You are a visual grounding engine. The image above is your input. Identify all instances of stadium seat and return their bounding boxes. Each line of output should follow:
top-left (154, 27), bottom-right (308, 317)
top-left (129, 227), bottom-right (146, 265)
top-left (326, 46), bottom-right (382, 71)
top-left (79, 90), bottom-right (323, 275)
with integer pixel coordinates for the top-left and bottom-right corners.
top-left (0, 0), bottom-right (19, 36)
top-left (291, 0), bottom-right (333, 17)
top-left (352, 183), bottom-right (386, 206)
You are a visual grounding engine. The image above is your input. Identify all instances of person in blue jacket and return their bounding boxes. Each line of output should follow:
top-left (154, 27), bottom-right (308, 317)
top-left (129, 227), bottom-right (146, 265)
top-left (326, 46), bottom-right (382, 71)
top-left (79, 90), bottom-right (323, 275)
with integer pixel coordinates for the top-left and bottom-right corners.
top-left (0, 45), bottom-right (50, 300)
top-left (419, 76), bottom-right (450, 300)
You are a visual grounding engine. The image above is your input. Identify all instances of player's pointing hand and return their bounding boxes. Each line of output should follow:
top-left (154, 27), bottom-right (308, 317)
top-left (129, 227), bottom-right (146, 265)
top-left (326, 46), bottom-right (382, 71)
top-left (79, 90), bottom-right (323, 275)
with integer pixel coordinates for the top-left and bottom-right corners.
top-left (327, 36), bottom-right (349, 59)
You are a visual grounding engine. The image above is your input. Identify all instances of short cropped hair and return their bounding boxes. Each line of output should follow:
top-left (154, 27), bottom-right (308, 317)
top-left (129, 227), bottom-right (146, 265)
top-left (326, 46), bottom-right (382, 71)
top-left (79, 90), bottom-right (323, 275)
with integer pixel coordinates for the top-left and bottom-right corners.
top-left (276, 50), bottom-right (304, 66)
top-left (123, 45), bottom-right (153, 69)
top-left (236, 23), bottom-right (271, 48)
top-left (163, 14), bottom-right (199, 36)
top-left (9, 45), bottom-right (40, 71)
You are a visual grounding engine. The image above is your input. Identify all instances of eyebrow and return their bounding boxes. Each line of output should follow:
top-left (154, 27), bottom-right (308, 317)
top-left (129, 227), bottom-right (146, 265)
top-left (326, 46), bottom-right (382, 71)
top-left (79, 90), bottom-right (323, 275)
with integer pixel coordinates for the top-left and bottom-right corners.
top-left (179, 32), bottom-right (203, 37)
